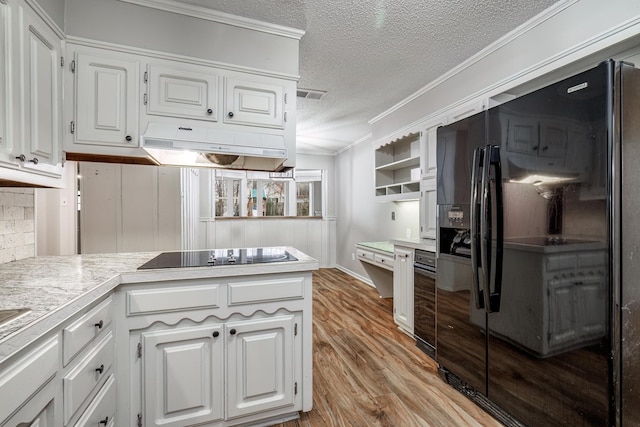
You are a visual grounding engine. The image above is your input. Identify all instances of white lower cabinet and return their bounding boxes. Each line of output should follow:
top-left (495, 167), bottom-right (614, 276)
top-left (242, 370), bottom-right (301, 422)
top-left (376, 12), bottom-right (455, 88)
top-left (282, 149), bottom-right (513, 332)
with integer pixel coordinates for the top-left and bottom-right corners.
top-left (419, 178), bottom-right (437, 239)
top-left (117, 272), bottom-right (312, 427)
top-left (141, 324), bottom-right (224, 427)
top-left (226, 315), bottom-right (295, 419)
top-left (393, 246), bottom-right (414, 335)
top-left (135, 313), bottom-right (300, 427)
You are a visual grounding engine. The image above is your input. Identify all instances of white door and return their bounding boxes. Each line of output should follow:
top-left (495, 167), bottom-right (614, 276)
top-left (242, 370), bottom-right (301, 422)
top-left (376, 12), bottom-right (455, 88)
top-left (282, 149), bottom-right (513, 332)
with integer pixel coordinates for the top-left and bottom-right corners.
top-left (18, 3), bottom-right (61, 168)
top-left (75, 51), bottom-right (139, 147)
top-left (146, 64), bottom-right (219, 121)
top-left (393, 247), bottom-right (414, 333)
top-left (226, 315), bottom-right (296, 419)
top-left (224, 77), bottom-right (284, 128)
top-left (142, 324), bottom-right (224, 427)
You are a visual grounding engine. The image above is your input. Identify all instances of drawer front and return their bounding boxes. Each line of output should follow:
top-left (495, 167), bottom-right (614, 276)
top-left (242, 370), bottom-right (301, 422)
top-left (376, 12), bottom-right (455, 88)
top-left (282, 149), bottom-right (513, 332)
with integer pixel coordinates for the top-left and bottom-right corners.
top-left (356, 249), bottom-right (373, 261)
top-left (228, 277), bottom-right (305, 305)
top-left (374, 253), bottom-right (394, 268)
top-left (64, 332), bottom-right (114, 425)
top-left (74, 374), bottom-right (115, 427)
top-left (63, 297), bottom-right (113, 366)
top-left (127, 284), bottom-right (220, 316)
top-left (0, 337), bottom-right (59, 424)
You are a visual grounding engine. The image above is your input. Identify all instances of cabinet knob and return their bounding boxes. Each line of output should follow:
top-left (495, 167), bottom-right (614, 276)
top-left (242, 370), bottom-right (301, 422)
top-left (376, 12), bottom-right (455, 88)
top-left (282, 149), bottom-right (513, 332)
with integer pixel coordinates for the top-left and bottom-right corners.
top-left (99, 416), bottom-right (109, 425)
top-left (125, 135), bottom-right (132, 142)
top-left (229, 329), bottom-right (237, 335)
top-left (207, 108), bottom-right (213, 115)
top-left (212, 331), bottom-right (219, 338)
top-left (15, 154), bottom-right (26, 162)
top-left (532, 146), bottom-right (538, 151)
top-left (94, 320), bottom-right (104, 329)
top-left (29, 157), bottom-right (38, 165)
top-left (95, 364), bottom-right (104, 374)
top-left (541, 146), bottom-right (549, 151)
top-left (228, 111), bottom-right (234, 118)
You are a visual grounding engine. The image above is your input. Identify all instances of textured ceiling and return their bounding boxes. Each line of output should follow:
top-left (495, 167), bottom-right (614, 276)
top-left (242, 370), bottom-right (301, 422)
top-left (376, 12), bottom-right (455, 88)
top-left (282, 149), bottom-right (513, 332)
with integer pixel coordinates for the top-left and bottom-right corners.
top-left (174, 0), bottom-right (560, 155)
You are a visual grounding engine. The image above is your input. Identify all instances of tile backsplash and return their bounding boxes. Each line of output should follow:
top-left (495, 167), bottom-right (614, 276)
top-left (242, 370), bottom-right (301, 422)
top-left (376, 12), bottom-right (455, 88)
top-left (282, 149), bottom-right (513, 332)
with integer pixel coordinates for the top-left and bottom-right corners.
top-left (0, 188), bottom-right (35, 263)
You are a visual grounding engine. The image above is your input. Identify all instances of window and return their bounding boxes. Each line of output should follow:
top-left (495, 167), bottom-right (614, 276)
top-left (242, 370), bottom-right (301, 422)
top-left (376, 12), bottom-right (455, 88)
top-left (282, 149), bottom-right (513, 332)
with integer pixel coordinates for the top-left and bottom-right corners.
top-left (213, 169), bottom-right (324, 218)
top-left (214, 171), bottom-right (242, 216)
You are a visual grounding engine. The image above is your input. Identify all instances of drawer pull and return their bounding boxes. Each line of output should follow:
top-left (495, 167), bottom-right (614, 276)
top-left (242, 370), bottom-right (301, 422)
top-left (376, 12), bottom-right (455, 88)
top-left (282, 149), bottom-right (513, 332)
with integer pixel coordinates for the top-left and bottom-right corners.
top-left (99, 416), bottom-right (109, 425)
top-left (212, 331), bottom-right (219, 338)
top-left (229, 329), bottom-right (237, 335)
top-left (95, 364), bottom-right (104, 374)
top-left (94, 320), bottom-right (104, 329)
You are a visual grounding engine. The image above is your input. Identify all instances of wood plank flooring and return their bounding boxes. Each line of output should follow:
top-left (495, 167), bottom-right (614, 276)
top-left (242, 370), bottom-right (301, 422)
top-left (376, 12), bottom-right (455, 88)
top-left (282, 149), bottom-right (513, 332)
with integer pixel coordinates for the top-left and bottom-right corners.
top-left (274, 268), bottom-right (501, 427)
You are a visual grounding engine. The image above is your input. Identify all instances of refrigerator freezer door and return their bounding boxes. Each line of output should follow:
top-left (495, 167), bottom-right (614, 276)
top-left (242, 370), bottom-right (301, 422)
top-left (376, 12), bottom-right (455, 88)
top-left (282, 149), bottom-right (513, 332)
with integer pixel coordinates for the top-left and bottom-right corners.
top-left (485, 61), bottom-right (612, 426)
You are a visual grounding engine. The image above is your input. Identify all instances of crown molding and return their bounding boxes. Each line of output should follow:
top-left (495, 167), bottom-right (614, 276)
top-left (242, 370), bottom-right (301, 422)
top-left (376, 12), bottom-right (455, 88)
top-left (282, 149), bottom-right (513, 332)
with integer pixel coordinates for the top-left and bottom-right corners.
top-left (118, 0), bottom-right (305, 40)
top-left (369, 0), bottom-right (578, 125)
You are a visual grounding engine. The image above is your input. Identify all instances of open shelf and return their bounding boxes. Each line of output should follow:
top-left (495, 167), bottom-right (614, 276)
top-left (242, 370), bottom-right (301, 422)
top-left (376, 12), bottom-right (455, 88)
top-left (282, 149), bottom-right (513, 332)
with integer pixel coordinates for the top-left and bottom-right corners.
top-left (375, 132), bottom-right (421, 201)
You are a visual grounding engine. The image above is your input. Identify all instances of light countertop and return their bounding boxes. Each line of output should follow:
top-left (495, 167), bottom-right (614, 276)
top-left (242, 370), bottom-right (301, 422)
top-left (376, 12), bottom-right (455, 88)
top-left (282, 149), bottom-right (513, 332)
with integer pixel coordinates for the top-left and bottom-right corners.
top-left (391, 238), bottom-right (437, 252)
top-left (0, 247), bottom-right (318, 361)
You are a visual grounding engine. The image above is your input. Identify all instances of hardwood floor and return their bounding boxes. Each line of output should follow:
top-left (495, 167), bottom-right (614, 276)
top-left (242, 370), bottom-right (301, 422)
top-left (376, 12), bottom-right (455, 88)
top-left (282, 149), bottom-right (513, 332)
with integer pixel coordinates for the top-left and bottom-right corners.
top-left (275, 268), bottom-right (501, 427)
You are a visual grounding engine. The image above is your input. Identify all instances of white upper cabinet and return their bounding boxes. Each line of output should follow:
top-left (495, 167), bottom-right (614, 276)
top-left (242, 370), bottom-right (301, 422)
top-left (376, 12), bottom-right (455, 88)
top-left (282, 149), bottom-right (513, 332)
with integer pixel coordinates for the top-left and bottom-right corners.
top-left (146, 62), bottom-right (219, 122)
top-left (17, 0), bottom-right (62, 170)
top-left (0, 0), bottom-right (64, 186)
top-left (72, 49), bottom-right (139, 148)
top-left (224, 75), bottom-right (285, 129)
top-left (420, 119), bottom-right (446, 180)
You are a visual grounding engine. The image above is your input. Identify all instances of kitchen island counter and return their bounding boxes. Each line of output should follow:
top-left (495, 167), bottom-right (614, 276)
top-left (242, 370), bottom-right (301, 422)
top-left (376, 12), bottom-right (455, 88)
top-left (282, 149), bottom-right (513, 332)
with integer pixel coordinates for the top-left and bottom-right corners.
top-left (0, 247), bottom-right (318, 361)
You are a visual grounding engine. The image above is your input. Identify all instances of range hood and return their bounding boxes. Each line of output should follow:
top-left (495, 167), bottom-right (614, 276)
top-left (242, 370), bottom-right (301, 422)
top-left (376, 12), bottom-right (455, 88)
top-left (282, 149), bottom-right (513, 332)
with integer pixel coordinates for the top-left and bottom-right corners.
top-left (140, 123), bottom-right (288, 171)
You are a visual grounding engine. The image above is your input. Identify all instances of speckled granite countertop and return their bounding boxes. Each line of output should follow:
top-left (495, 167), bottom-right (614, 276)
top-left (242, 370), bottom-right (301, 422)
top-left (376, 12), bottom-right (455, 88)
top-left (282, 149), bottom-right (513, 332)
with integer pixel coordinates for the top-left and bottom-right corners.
top-left (0, 247), bottom-right (318, 362)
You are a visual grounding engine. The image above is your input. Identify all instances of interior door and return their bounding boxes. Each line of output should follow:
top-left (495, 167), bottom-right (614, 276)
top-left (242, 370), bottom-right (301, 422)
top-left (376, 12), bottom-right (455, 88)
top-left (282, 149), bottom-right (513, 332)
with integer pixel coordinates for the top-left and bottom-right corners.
top-left (485, 61), bottom-right (611, 426)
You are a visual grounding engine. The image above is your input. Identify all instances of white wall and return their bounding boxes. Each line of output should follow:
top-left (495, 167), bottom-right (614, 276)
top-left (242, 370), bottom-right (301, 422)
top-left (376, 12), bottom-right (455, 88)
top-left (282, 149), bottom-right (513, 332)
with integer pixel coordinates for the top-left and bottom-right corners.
top-left (64, 0), bottom-right (300, 77)
top-left (35, 161), bottom-right (77, 256)
top-left (335, 138), bottom-right (418, 277)
top-left (335, 0), bottom-right (640, 272)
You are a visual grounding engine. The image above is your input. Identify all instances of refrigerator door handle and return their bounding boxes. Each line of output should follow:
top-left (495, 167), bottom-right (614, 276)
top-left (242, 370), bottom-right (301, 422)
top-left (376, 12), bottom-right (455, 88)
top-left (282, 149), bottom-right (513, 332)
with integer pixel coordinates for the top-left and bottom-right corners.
top-left (487, 145), bottom-right (504, 313)
top-left (480, 145), bottom-right (492, 311)
top-left (470, 147), bottom-right (485, 309)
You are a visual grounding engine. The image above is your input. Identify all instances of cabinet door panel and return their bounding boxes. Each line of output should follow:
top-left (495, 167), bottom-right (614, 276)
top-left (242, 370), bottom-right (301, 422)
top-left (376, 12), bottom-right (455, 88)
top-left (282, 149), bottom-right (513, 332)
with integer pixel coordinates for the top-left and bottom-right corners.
top-left (142, 324), bottom-right (223, 427)
top-left (147, 64), bottom-right (218, 121)
top-left (226, 315), bottom-right (295, 418)
top-left (76, 53), bottom-right (138, 147)
top-left (19, 4), bottom-right (61, 166)
top-left (224, 77), bottom-right (283, 128)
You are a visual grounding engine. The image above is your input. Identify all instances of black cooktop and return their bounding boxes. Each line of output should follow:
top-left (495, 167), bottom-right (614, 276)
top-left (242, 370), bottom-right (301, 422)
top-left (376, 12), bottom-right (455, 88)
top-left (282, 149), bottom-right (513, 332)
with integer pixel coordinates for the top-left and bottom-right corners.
top-left (138, 248), bottom-right (297, 270)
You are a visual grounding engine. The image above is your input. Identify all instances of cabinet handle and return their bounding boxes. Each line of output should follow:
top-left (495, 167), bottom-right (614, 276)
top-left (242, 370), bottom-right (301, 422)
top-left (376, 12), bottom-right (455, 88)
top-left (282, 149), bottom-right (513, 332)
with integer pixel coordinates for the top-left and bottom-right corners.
top-left (99, 416), bottom-right (109, 425)
top-left (228, 112), bottom-right (234, 118)
top-left (94, 320), bottom-right (104, 329)
top-left (29, 157), bottom-right (38, 165)
top-left (229, 329), bottom-right (237, 335)
top-left (532, 146), bottom-right (538, 151)
top-left (212, 331), bottom-right (219, 338)
top-left (95, 364), bottom-right (104, 374)
top-left (15, 154), bottom-right (26, 162)
top-left (541, 146), bottom-right (549, 151)
top-left (207, 108), bottom-right (213, 115)
top-left (125, 135), bottom-right (132, 142)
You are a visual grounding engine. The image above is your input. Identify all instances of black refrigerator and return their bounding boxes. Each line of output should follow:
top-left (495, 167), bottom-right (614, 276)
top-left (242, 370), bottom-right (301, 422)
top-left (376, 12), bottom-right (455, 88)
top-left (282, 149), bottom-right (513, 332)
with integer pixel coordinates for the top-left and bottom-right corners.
top-left (435, 59), bottom-right (640, 426)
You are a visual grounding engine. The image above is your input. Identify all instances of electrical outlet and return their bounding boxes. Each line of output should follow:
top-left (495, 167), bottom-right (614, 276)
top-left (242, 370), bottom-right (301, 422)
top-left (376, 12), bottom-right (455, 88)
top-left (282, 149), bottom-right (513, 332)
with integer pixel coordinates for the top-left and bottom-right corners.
top-left (351, 253), bottom-right (355, 260)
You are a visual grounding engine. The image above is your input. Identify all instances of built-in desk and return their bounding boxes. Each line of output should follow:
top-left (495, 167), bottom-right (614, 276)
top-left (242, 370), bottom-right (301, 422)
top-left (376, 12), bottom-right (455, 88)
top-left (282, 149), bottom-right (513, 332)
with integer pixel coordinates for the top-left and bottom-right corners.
top-left (356, 241), bottom-right (394, 297)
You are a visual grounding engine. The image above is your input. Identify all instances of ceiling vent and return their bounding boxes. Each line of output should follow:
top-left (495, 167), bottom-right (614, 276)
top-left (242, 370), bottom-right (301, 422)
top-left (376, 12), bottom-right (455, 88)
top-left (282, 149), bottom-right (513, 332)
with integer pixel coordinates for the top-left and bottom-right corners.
top-left (297, 88), bottom-right (327, 100)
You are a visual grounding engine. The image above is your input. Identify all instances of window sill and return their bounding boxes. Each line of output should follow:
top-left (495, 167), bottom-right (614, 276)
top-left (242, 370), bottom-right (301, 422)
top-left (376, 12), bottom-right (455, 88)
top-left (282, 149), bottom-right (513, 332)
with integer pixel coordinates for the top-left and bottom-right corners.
top-left (214, 216), bottom-right (324, 220)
